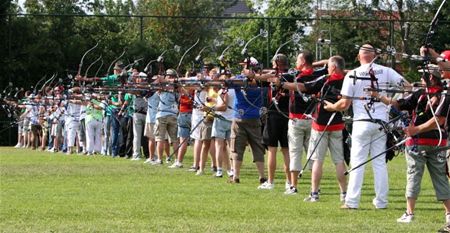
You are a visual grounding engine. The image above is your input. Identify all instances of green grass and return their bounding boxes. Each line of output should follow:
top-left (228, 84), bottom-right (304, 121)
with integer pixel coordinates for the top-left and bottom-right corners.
top-left (0, 147), bottom-right (447, 232)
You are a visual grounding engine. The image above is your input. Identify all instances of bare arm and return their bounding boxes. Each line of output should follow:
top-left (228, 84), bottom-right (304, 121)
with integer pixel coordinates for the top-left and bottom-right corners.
top-left (405, 116), bottom-right (446, 137)
top-left (214, 92), bottom-right (228, 112)
top-left (323, 97), bottom-right (352, 112)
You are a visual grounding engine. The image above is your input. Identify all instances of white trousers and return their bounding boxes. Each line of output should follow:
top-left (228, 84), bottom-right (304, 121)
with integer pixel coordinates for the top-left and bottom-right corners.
top-left (67, 118), bottom-right (81, 147)
top-left (86, 119), bottom-right (102, 153)
top-left (345, 121), bottom-right (389, 208)
top-left (132, 113), bottom-right (146, 158)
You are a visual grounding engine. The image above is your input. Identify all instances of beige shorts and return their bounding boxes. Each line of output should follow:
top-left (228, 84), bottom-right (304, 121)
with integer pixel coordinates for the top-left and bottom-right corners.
top-left (230, 119), bottom-right (265, 162)
top-left (154, 115), bottom-right (177, 142)
top-left (199, 119), bottom-right (213, 141)
top-left (288, 119), bottom-right (311, 171)
top-left (308, 129), bottom-right (344, 164)
top-left (144, 123), bottom-right (155, 139)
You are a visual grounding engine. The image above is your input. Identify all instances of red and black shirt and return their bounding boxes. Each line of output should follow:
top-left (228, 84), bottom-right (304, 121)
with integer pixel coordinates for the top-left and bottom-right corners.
top-left (304, 73), bottom-right (345, 131)
top-left (398, 88), bottom-right (448, 146)
top-left (287, 68), bottom-right (316, 119)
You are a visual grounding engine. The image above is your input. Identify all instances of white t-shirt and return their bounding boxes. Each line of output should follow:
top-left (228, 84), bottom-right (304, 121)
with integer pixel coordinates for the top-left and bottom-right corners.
top-left (216, 89), bottom-right (235, 120)
top-left (79, 105), bottom-right (86, 120)
top-left (192, 89), bottom-right (207, 118)
top-left (341, 63), bottom-right (404, 122)
top-left (67, 102), bottom-right (81, 121)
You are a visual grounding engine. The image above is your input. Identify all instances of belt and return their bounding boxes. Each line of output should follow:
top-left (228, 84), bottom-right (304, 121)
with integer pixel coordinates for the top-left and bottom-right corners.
top-left (354, 119), bottom-right (386, 125)
top-left (136, 111), bottom-right (147, 115)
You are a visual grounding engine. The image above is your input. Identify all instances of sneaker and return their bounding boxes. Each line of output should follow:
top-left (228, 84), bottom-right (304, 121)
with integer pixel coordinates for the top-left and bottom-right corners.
top-left (340, 192), bottom-right (347, 202)
top-left (14, 143), bottom-right (22, 148)
top-left (143, 158), bottom-right (153, 164)
top-left (340, 204), bottom-right (357, 209)
top-left (397, 212), bottom-right (414, 223)
top-left (446, 213), bottom-right (450, 224)
top-left (285, 182), bottom-right (291, 190)
top-left (131, 157), bottom-right (141, 161)
top-left (304, 192), bottom-right (319, 202)
top-left (195, 170), bottom-right (204, 176)
top-left (215, 170), bottom-right (223, 178)
top-left (259, 177), bottom-right (267, 184)
top-left (228, 177), bottom-right (240, 184)
top-left (227, 170), bottom-right (234, 177)
top-left (150, 159), bottom-right (162, 165)
top-left (257, 181), bottom-right (274, 190)
top-left (188, 166), bottom-right (198, 172)
top-left (169, 162), bottom-right (183, 169)
top-left (284, 187), bottom-right (298, 195)
top-left (438, 223), bottom-right (450, 233)
top-left (165, 156), bottom-right (172, 164)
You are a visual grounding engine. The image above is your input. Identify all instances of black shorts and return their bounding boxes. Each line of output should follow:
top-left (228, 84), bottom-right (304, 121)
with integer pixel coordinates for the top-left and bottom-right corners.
top-left (262, 112), bottom-right (289, 148)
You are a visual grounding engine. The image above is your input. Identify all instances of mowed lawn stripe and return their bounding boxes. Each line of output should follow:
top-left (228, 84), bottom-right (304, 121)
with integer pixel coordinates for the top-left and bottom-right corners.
top-left (0, 147), bottom-right (446, 232)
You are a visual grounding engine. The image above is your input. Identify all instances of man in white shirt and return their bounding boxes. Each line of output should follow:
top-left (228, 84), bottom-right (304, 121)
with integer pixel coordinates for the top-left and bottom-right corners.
top-left (324, 43), bottom-right (406, 209)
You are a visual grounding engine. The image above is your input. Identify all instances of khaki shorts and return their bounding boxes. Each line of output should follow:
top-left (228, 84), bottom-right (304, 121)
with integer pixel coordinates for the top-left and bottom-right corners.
top-left (230, 119), bottom-right (265, 162)
top-left (42, 121), bottom-right (49, 136)
top-left (288, 119), bottom-right (311, 171)
top-left (144, 123), bottom-right (155, 139)
top-left (154, 115), bottom-right (177, 142)
top-left (199, 119), bottom-right (213, 141)
top-left (308, 129), bottom-right (344, 164)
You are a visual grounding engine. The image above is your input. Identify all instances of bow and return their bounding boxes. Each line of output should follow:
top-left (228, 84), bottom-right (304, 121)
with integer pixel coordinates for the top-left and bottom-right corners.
top-left (269, 33), bottom-right (302, 120)
top-left (105, 49), bottom-right (126, 77)
top-left (77, 42), bottom-right (99, 76)
top-left (176, 38), bottom-right (200, 74)
top-left (218, 38), bottom-right (245, 75)
top-left (418, 0), bottom-right (447, 148)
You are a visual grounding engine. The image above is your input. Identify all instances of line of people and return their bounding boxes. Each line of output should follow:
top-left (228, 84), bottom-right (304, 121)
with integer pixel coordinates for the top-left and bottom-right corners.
top-left (10, 44), bottom-right (450, 232)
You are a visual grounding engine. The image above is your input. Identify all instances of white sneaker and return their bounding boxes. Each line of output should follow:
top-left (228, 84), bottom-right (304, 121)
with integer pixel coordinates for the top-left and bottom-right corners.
top-left (215, 170), bottom-right (223, 177)
top-left (284, 187), bottom-right (298, 195)
top-left (14, 143), bottom-right (22, 148)
top-left (131, 157), bottom-right (141, 161)
top-left (168, 162), bottom-right (183, 169)
top-left (187, 166), bottom-right (196, 172)
top-left (285, 182), bottom-right (291, 190)
top-left (195, 170), bottom-right (204, 176)
top-left (227, 170), bottom-right (234, 177)
top-left (304, 193), bottom-right (319, 202)
top-left (397, 212), bottom-right (414, 223)
top-left (340, 192), bottom-right (347, 202)
top-left (446, 213), bottom-right (450, 223)
top-left (143, 158), bottom-right (153, 164)
top-left (150, 159), bottom-right (162, 165)
top-left (257, 181), bottom-right (274, 190)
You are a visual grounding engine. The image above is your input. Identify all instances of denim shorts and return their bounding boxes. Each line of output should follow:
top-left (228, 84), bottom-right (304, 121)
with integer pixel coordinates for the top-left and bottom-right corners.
top-left (177, 112), bottom-right (192, 138)
top-left (212, 117), bottom-right (231, 140)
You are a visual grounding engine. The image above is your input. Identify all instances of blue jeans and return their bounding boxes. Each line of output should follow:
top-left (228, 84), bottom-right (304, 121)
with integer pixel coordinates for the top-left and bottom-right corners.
top-left (110, 110), bottom-right (120, 157)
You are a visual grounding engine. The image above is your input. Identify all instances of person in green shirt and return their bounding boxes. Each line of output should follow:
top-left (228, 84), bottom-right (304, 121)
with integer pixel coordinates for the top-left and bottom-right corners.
top-left (85, 101), bottom-right (103, 155)
top-left (75, 61), bottom-right (125, 87)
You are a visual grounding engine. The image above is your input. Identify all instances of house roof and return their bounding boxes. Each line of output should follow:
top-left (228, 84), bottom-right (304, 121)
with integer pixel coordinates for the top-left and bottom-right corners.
top-left (223, 0), bottom-right (252, 15)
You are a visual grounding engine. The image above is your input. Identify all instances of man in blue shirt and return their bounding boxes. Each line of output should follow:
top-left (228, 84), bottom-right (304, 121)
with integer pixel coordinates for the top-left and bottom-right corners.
top-left (228, 59), bottom-right (267, 185)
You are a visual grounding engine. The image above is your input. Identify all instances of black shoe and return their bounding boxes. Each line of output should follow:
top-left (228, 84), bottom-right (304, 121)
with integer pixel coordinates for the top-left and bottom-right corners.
top-left (228, 177), bottom-right (240, 184)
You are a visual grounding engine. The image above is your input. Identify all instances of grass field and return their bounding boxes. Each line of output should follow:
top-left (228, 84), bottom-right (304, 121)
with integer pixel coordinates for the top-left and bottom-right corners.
top-left (0, 146), bottom-right (447, 232)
